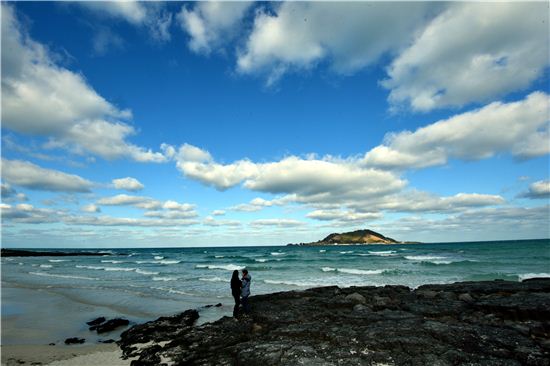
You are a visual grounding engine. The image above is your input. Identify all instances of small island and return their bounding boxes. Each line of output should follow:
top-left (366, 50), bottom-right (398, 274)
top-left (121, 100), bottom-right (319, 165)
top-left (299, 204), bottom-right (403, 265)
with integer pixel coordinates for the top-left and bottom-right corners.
top-left (288, 229), bottom-right (414, 246)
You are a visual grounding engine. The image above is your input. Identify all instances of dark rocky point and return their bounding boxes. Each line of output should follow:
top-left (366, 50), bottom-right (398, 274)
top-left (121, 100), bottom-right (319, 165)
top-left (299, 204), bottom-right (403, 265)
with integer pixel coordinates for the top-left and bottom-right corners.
top-left (118, 278), bottom-right (550, 366)
top-left (1, 248), bottom-right (112, 257)
top-left (86, 317), bottom-right (106, 326)
top-left (90, 318), bottom-right (130, 333)
top-left (64, 337), bottom-right (85, 345)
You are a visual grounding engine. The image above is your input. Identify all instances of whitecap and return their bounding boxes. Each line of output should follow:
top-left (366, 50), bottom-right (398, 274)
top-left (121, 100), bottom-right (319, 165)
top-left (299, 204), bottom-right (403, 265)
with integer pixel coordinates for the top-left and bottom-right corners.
top-left (76, 265), bottom-right (104, 270)
top-left (270, 252), bottom-right (285, 256)
top-left (29, 272), bottom-right (98, 281)
top-left (321, 267), bottom-right (336, 272)
top-left (101, 260), bottom-right (124, 264)
top-left (153, 276), bottom-right (178, 282)
top-left (48, 259), bottom-right (69, 263)
top-left (215, 255), bottom-right (225, 258)
top-left (339, 251), bottom-right (354, 254)
top-left (319, 250), bottom-right (326, 253)
top-left (39, 264), bottom-right (52, 268)
top-left (405, 255), bottom-right (447, 261)
top-left (337, 268), bottom-right (384, 275)
top-left (199, 277), bottom-right (227, 283)
top-left (368, 250), bottom-right (397, 257)
top-left (135, 269), bottom-right (160, 275)
top-left (264, 279), bottom-right (320, 287)
top-left (196, 264), bottom-right (244, 271)
top-left (158, 260), bottom-right (181, 265)
top-left (518, 273), bottom-right (550, 281)
top-left (255, 258), bottom-right (267, 263)
top-left (151, 286), bottom-right (193, 296)
top-left (154, 256), bottom-right (164, 260)
top-left (104, 267), bottom-right (136, 272)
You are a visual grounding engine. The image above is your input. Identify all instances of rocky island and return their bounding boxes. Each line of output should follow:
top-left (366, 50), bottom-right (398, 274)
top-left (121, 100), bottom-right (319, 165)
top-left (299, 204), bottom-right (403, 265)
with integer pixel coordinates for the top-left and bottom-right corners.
top-left (287, 229), bottom-right (406, 246)
top-left (118, 278), bottom-right (550, 365)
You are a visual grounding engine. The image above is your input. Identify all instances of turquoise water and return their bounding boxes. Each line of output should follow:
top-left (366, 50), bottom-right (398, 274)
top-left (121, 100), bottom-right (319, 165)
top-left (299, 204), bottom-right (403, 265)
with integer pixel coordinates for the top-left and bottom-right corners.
top-left (2, 240), bottom-right (549, 344)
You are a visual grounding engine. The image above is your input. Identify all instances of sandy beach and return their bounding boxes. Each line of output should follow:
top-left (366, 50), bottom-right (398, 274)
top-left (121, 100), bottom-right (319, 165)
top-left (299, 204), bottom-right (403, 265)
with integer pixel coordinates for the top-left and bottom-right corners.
top-left (1, 343), bottom-right (129, 366)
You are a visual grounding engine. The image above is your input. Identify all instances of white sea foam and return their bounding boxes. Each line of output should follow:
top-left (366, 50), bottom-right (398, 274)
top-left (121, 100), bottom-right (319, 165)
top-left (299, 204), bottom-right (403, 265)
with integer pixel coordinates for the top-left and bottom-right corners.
top-left (255, 258), bottom-right (268, 263)
top-left (319, 250), bottom-right (326, 253)
top-left (215, 255), bottom-right (225, 258)
top-left (104, 267), bottom-right (136, 272)
top-left (405, 255), bottom-right (447, 261)
top-left (48, 259), bottom-right (69, 263)
top-left (271, 252), bottom-right (285, 256)
top-left (39, 264), bottom-right (53, 268)
top-left (76, 265), bottom-right (104, 270)
top-left (101, 260), bottom-right (124, 264)
top-left (264, 279), bottom-right (320, 287)
top-left (153, 276), bottom-right (178, 282)
top-left (339, 251), bottom-right (354, 254)
top-left (135, 260), bottom-right (155, 264)
top-left (158, 260), bottom-right (181, 265)
top-left (154, 256), bottom-right (164, 260)
top-left (135, 269), bottom-right (160, 275)
top-left (518, 273), bottom-right (550, 281)
top-left (152, 286), bottom-right (193, 296)
top-left (199, 277), bottom-right (227, 283)
top-left (29, 271), bottom-right (98, 281)
top-left (321, 267), bottom-right (384, 275)
top-left (368, 250), bottom-right (397, 257)
top-left (196, 264), bottom-right (244, 271)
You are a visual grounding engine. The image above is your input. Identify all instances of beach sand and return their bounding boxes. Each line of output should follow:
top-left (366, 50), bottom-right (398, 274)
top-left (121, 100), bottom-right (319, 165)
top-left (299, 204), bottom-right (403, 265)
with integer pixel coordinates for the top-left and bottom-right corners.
top-left (1, 343), bottom-right (130, 366)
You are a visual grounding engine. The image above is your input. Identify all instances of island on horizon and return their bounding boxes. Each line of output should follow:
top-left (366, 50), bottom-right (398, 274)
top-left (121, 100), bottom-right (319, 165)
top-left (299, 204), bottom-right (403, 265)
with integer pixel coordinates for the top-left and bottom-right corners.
top-left (287, 229), bottom-right (420, 246)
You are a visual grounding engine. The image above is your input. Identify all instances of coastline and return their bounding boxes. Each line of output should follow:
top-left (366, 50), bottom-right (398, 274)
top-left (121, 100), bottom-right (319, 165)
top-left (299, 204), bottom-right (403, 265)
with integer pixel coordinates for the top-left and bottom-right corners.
top-left (1, 344), bottom-right (128, 366)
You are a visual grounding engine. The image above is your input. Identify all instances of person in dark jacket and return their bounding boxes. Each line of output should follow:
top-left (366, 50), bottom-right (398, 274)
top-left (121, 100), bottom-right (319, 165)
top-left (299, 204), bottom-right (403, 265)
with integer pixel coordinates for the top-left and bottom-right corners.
top-left (230, 270), bottom-right (242, 317)
top-left (241, 269), bottom-right (251, 314)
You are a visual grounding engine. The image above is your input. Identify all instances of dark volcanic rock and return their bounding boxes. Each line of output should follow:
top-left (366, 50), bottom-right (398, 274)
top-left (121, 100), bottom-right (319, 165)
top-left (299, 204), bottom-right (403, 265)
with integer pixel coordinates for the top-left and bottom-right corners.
top-left (86, 317), bottom-right (106, 326)
top-left (118, 279), bottom-right (550, 366)
top-left (64, 337), bottom-right (85, 345)
top-left (90, 318), bottom-right (129, 333)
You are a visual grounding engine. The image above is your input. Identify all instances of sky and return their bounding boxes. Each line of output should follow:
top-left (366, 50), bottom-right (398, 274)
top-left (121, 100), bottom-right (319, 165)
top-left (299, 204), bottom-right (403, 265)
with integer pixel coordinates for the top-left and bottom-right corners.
top-left (1, 1), bottom-right (549, 248)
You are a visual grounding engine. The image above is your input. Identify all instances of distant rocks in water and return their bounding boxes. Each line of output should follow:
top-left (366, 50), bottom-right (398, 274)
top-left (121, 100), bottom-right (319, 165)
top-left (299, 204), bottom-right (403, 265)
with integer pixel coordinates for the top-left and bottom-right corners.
top-left (287, 228), bottom-right (416, 246)
top-left (118, 278), bottom-right (550, 365)
top-left (64, 337), bottom-right (85, 345)
top-left (88, 317), bottom-right (130, 333)
top-left (204, 303), bottom-right (223, 308)
top-left (1, 248), bottom-right (112, 257)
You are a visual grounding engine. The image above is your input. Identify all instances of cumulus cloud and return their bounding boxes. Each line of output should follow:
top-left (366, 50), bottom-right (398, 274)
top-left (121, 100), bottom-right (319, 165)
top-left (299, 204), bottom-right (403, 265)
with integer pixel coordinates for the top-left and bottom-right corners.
top-left (178, 1), bottom-right (252, 54)
top-left (230, 197), bottom-right (283, 212)
top-left (77, 1), bottom-right (173, 42)
top-left (1, 183), bottom-right (28, 202)
top-left (96, 194), bottom-right (196, 214)
top-left (1, 159), bottom-right (94, 193)
top-left (203, 216), bottom-right (241, 227)
top-left (1, 4), bottom-right (165, 162)
top-left (521, 180), bottom-right (550, 199)
top-left (65, 215), bottom-right (198, 227)
top-left (169, 144), bottom-right (407, 206)
top-left (382, 2), bottom-right (549, 111)
top-left (364, 92), bottom-right (550, 170)
top-left (112, 177), bottom-right (144, 192)
top-left (1, 203), bottom-right (64, 224)
top-left (237, 2), bottom-right (434, 85)
top-left (250, 219), bottom-right (304, 228)
top-left (81, 204), bottom-right (101, 213)
top-left (306, 210), bottom-right (381, 223)
top-left (211, 210), bottom-right (226, 216)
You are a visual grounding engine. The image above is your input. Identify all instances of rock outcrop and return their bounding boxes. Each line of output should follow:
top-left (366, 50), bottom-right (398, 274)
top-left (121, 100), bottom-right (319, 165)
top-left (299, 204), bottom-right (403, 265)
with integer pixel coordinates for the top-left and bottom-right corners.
top-left (288, 229), bottom-right (403, 246)
top-left (118, 278), bottom-right (550, 366)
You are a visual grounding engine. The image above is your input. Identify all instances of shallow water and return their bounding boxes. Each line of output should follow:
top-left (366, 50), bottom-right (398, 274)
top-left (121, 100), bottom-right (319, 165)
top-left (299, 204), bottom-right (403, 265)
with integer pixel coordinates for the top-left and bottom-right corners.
top-left (2, 239), bottom-right (549, 344)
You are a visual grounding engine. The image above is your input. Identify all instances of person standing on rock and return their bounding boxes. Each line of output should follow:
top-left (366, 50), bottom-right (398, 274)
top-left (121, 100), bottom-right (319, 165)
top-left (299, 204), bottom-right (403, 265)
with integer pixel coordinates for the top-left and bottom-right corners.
top-left (241, 269), bottom-right (251, 314)
top-left (230, 270), bottom-right (242, 317)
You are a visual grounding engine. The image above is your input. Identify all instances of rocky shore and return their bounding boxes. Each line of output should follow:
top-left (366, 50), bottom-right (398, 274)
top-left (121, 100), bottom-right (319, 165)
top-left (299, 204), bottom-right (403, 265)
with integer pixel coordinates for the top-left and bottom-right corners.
top-left (118, 278), bottom-right (550, 366)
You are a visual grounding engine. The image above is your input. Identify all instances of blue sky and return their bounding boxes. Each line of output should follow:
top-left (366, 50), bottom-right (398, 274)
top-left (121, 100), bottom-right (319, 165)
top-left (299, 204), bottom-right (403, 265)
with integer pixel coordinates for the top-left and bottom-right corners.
top-left (1, 1), bottom-right (549, 248)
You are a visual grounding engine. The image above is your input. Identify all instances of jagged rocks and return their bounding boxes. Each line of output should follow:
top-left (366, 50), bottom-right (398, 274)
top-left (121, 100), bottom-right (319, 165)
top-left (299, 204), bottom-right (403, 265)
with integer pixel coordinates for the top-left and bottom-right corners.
top-left (118, 279), bottom-right (550, 366)
top-left (64, 337), bottom-right (85, 345)
top-left (89, 318), bottom-right (130, 333)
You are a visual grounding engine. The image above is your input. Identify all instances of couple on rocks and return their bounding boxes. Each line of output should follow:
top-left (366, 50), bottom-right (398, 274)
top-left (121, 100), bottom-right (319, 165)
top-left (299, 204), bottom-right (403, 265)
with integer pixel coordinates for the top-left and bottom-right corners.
top-left (230, 269), bottom-right (251, 317)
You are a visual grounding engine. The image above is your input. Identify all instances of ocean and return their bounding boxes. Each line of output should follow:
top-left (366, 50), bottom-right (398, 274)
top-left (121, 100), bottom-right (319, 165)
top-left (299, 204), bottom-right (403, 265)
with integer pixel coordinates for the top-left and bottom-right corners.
top-left (2, 239), bottom-right (549, 345)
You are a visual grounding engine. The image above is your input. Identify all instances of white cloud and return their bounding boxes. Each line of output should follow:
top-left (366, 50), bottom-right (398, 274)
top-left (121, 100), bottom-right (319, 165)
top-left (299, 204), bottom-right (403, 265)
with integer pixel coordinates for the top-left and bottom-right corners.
top-left (96, 194), bottom-right (196, 214)
top-left (1, 203), bottom-right (64, 224)
top-left (364, 92), bottom-right (550, 170)
top-left (382, 2), bottom-right (549, 111)
top-left (237, 2), bottom-right (434, 85)
top-left (203, 216), bottom-right (241, 227)
top-left (306, 210), bottom-right (381, 223)
top-left (112, 177), bottom-right (144, 192)
top-left (1, 159), bottom-right (94, 193)
top-left (178, 1), bottom-right (252, 54)
top-left (1, 4), bottom-right (165, 162)
top-left (82, 204), bottom-right (101, 213)
top-left (77, 2), bottom-right (173, 42)
top-left (230, 197), bottom-right (279, 212)
top-left (162, 200), bottom-right (195, 212)
top-left (171, 145), bottom-right (407, 205)
top-left (65, 215), bottom-right (198, 227)
top-left (211, 210), bottom-right (226, 216)
top-left (143, 210), bottom-right (197, 219)
top-left (250, 219), bottom-right (304, 228)
top-left (521, 180), bottom-right (550, 199)
top-left (1, 183), bottom-right (27, 202)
